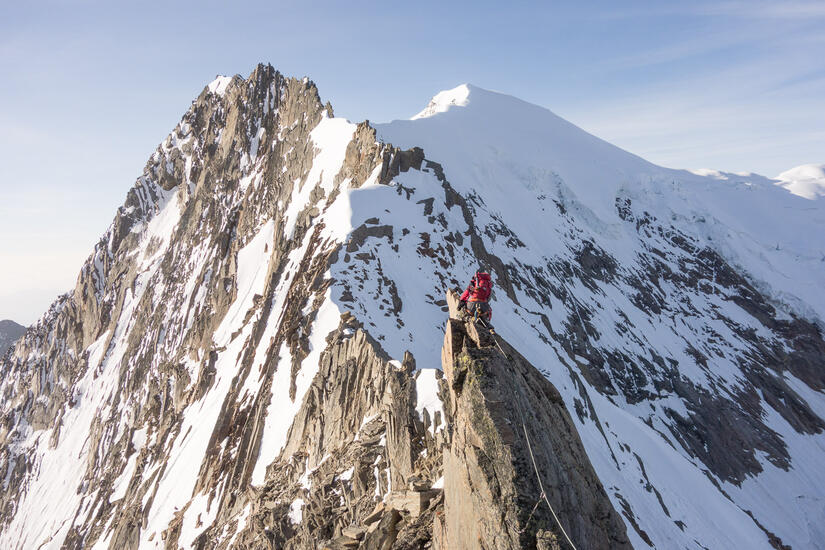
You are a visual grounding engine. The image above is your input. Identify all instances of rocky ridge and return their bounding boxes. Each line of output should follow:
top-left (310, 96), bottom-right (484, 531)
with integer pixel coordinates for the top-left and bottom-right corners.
top-left (192, 290), bottom-right (627, 550)
top-left (0, 65), bottom-right (358, 548)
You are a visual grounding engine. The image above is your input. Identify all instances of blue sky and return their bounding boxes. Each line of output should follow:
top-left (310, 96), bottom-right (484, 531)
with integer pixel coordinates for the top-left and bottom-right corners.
top-left (1, 0), bottom-right (824, 324)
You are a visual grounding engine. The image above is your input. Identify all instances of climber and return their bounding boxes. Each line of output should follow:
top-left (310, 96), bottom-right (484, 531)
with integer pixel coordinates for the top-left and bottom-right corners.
top-left (458, 270), bottom-right (493, 322)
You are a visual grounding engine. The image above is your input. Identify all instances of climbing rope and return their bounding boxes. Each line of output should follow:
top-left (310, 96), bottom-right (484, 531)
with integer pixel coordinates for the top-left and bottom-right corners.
top-left (515, 395), bottom-right (578, 550)
top-left (476, 318), bottom-right (508, 359)
top-left (475, 317), bottom-right (579, 550)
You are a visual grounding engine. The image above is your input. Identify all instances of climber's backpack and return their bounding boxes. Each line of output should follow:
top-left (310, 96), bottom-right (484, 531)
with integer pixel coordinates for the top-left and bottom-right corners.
top-left (472, 272), bottom-right (493, 302)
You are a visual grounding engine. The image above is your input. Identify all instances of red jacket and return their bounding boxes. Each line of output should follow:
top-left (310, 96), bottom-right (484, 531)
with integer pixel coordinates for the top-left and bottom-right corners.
top-left (460, 272), bottom-right (492, 302)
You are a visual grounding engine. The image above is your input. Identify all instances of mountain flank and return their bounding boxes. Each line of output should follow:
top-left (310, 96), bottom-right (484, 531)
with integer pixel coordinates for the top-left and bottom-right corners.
top-left (0, 320), bottom-right (25, 357)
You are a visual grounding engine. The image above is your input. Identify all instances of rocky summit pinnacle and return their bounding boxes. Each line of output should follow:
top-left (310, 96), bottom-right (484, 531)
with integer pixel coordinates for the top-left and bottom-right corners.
top-left (1, 64), bottom-right (823, 549)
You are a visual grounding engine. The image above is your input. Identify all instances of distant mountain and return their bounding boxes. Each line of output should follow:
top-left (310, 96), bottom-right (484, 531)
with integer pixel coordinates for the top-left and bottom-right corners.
top-left (0, 320), bottom-right (25, 357)
top-left (776, 163), bottom-right (825, 200)
top-left (1, 65), bottom-right (823, 549)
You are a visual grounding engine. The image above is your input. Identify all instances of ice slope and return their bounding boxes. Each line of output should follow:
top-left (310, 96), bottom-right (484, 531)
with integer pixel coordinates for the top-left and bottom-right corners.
top-left (364, 84), bottom-right (825, 549)
top-left (392, 84), bottom-right (665, 223)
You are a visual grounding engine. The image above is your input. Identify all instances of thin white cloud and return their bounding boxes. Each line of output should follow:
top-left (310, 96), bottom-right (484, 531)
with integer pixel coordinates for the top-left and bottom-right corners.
top-left (595, 1), bottom-right (825, 20)
top-left (701, 1), bottom-right (825, 19)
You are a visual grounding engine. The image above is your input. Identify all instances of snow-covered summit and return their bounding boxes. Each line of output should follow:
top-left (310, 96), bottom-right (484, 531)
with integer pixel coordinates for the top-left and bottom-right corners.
top-left (775, 163), bottom-right (825, 200)
top-left (411, 83), bottom-right (471, 119)
top-left (383, 84), bottom-right (664, 222)
top-left (379, 84), bottom-right (825, 323)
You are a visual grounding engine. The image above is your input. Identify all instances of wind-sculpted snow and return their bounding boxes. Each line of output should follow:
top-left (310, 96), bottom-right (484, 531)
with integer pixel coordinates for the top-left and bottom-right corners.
top-left (0, 68), bottom-right (823, 549)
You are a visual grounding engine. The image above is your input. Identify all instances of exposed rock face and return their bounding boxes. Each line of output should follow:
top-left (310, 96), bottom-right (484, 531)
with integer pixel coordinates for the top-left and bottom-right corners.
top-left (0, 64), bottom-right (370, 549)
top-left (440, 291), bottom-right (629, 550)
top-left (224, 323), bottom-right (446, 550)
top-left (0, 320), bottom-right (25, 358)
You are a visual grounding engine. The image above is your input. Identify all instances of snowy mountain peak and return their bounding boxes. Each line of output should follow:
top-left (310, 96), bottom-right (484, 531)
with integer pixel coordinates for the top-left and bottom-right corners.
top-left (384, 83), bottom-right (662, 222)
top-left (411, 83), bottom-right (471, 119)
top-left (2, 66), bottom-right (824, 550)
top-left (776, 163), bottom-right (825, 200)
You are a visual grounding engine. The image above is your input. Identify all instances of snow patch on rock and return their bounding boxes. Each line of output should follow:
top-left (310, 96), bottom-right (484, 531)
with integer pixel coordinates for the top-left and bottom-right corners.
top-left (207, 75), bottom-right (234, 96)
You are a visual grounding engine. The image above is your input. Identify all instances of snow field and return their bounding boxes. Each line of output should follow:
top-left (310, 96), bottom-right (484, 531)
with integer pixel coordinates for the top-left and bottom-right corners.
top-left (776, 163), bottom-right (825, 200)
top-left (207, 76), bottom-right (234, 97)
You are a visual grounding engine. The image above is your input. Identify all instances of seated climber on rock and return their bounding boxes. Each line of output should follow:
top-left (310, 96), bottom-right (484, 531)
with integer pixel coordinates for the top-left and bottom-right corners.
top-left (458, 270), bottom-right (493, 322)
